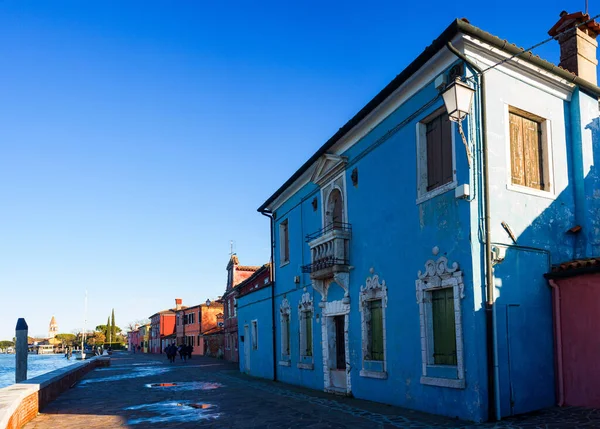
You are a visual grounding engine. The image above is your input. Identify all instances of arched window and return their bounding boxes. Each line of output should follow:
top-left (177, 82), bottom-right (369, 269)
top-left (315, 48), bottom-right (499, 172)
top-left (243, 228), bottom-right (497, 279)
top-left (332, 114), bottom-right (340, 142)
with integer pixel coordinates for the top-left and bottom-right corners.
top-left (326, 188), bottom-right (344, 229)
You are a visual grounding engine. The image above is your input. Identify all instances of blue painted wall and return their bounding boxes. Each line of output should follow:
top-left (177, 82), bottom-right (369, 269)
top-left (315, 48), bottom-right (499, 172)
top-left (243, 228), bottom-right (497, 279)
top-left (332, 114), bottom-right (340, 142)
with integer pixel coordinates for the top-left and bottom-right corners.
top-left (237, 285), bottom-right (274, 380)
top-left (258, 49), bottom-right (599, 422)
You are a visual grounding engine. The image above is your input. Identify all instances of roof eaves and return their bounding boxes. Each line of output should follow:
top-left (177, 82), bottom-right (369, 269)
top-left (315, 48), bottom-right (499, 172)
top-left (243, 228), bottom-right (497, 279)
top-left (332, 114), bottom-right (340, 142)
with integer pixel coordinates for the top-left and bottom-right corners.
top-left (257, 18), bottom-right (600, 213)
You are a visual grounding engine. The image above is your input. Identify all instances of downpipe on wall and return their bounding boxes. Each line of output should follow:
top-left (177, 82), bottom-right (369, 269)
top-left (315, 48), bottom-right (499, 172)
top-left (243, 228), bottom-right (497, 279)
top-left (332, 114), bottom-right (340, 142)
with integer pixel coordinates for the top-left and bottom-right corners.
top-left (446, 42), bottom-right (500, 421)
top-left (260, 209), bottom-right (277, 382)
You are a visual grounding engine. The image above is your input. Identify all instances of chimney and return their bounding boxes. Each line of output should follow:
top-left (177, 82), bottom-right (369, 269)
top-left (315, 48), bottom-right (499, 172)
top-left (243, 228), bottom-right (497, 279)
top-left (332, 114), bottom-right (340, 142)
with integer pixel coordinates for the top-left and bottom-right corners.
top-left (549, 11), bottom-right (600, 85)
top-left (175, 298), bottom-right (182, 311)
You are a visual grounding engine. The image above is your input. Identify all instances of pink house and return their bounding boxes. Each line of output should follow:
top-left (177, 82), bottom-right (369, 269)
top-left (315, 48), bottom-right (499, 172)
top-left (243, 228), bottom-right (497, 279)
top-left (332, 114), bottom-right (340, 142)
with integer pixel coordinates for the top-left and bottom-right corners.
top-left (545, 259), bottom-right (600, 408)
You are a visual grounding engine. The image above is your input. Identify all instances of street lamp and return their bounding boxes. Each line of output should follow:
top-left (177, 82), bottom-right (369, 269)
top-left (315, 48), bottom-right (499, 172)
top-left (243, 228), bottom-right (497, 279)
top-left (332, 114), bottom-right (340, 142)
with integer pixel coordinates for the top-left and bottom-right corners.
top-left (442, 77), bottom-right (475, 122)
top-left (442, 77), bottom-right (476, 165)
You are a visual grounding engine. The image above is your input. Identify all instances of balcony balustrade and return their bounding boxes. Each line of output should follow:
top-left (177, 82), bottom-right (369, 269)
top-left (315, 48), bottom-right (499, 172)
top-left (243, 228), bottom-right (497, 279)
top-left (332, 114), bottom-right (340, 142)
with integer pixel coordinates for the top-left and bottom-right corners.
top-left (301, 222), bottom-right (351, 279)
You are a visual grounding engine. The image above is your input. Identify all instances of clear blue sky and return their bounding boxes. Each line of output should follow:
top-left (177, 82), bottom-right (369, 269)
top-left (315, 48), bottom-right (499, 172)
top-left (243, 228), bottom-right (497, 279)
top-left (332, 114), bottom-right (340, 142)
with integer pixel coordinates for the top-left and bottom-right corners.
top-left (0, 1), bottom-right (582, 339)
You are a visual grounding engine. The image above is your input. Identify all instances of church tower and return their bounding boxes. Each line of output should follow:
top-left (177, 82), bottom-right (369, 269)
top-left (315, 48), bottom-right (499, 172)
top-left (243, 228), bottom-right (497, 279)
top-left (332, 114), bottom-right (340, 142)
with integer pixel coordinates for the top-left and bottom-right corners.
top-left (48, 316), bottom-right (58, 339)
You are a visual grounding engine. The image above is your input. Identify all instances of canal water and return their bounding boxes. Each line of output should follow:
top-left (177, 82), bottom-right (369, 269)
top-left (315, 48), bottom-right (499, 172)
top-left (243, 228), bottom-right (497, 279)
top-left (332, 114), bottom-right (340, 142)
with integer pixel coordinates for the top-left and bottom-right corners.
top-left (0, 353), bottom-right (78, 388)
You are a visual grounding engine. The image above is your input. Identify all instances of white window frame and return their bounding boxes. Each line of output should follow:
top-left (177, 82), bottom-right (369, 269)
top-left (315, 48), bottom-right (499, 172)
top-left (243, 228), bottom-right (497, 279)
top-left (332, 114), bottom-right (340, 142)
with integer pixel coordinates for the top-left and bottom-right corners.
top-left (279, 219), bottom-right (290, 267)
top-left (279, 298), bottom-right (291, 366)
top-left (416, 252), bottom-right (465, 389)
top-left (297, 292), bottom-right (314, 370)
top-left (233, 298), bottom-right (237, 317)
top-left (415, 108), bottom-right (457, 205)
top-left (359, 268), bottom-right (388, 379)
top-left (319, 172), bottom-right (348, 227)
top-left (504, 105), bottom-right (555, 199)
top-left (251, 320), bottom-right (258, 350)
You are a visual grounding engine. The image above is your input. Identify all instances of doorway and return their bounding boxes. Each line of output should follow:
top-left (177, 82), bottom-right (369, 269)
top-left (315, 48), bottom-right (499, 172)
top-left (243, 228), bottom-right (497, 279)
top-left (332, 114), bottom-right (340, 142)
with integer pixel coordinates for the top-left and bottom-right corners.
top-left (322, 302), bottom-right (350, 395)
top-left (244, 325), bottom-right (250, 372)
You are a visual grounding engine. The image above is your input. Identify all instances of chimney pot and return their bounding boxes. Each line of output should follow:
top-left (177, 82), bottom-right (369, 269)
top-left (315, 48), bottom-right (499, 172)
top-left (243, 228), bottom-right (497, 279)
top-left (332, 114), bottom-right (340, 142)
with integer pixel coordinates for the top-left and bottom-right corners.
top-left (175, 298), bottom-right (182, 311)
top-left (549, 11), bottom-right (600, 85)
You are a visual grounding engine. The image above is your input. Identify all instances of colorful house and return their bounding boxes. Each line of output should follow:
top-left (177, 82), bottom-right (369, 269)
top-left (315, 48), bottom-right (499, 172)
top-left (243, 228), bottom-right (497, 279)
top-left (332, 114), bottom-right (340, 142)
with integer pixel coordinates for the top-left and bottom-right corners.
top-left (138, 324), bottom-right (150, 353)
top-left (236, 264), bottom-right (273, 378)
top-left (253, 12), bottom-right (600, 422)
top-left (175, 299), bottom-right (224, 355)
top-left (221, 255), bottom-right (260, 362)
top-left (149, 308), bottom-right (176, 354)
top-left (128, 327), bottom-right (140, 352)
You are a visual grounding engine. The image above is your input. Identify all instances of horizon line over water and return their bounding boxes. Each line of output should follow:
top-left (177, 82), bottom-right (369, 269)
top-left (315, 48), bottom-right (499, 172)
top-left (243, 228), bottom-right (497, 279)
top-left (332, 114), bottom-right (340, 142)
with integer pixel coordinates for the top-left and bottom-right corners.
top-left (0, 353), bottom-right (78, 389)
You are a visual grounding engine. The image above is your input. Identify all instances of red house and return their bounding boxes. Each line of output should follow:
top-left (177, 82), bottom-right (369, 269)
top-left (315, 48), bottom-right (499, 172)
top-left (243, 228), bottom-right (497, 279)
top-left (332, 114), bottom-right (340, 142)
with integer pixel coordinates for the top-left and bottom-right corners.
top-left (545, 259), bottom-right (600, 408)
top-left (128, 327), bottom-right (140, 352)
top-left (149, 307), bottom-right (177, 354)
top-left (221, 255), bottom-right (261, 362)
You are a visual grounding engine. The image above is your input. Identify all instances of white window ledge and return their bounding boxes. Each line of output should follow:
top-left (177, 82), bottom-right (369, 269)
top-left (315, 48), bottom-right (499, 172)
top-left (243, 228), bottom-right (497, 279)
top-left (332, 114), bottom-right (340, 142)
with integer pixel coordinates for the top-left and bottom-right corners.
top-left (420, 376), bottom-right (465, 389)
top-left (280, 260), bottom-right (290, 268)
top-left (505, 183), bottom-right (555, 200)
top-left (278, 360), bottom-right (291, 367)
top-left (297, 363), bottom-right (314, 370)
top-left (359, 369), bottom-right (388, 379)
top-left (416, 181), bottom-right (457, 205)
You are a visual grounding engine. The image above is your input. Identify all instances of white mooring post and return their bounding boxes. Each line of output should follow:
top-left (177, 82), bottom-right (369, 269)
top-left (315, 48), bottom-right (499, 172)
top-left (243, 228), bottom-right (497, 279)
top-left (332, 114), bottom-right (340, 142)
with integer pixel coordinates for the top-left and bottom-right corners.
top-left (15, 318), bottom-right (28, 383)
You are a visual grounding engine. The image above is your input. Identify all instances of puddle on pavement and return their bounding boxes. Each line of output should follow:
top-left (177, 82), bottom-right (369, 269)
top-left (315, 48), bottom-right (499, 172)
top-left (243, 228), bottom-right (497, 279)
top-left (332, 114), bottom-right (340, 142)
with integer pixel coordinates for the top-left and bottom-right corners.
top-left (144, 381), bottom-right (223, 391)
top-left (125, 401), bottom-right (219, 425)
top-left (78, 367), bottom-right (172, 385)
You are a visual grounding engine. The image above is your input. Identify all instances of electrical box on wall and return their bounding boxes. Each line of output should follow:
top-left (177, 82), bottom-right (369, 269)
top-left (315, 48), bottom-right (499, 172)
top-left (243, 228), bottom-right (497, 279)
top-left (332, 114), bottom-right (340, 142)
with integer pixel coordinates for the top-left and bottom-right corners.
top-left (455, 184), bottom-right (470, 199)
top-left (294, 276), bottom-right (300, 284)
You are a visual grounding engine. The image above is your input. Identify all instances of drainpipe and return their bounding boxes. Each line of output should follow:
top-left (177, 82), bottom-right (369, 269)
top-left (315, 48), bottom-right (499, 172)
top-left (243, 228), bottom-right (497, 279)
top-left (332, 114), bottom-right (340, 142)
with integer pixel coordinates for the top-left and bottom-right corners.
top-left (261, 209), bottom-right (277, 382)
top-left (548, 279), bottom-right (565, 406)
top-left (446, 42), bottom-right (500, 421)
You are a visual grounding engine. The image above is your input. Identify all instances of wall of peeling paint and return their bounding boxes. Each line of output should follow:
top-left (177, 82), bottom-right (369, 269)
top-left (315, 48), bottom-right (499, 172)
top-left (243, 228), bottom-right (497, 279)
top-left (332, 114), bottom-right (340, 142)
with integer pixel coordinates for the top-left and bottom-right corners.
top-left (251, 44), bottom-right (600, 422)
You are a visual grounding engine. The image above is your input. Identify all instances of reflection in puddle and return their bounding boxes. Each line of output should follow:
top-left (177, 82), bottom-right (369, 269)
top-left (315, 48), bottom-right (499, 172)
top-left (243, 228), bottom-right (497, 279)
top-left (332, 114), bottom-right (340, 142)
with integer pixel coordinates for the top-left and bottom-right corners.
top-left (144, 381), bottom-right (223, 391)
top-left (125, 401), bottom-right (219, 425)
top-left (79, 367), bottom-right (172, 385)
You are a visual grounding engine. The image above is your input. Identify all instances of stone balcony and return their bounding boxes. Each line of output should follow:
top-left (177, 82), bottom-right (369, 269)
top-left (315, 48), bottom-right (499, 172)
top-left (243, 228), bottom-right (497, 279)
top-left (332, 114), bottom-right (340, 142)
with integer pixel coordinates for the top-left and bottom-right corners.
top-left (302, 223), bottom-right (351, 280)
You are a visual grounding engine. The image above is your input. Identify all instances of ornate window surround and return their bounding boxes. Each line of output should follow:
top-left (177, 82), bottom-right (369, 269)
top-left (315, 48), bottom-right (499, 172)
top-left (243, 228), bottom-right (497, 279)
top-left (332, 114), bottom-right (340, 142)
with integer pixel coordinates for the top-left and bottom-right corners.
top-left (359, 268), bottom-right (388, 379)
top-left (279, 297), bottom-right (291, 367)
top-left (415, 248), bottom-right (466, 389)
top-left (298, 291), bottom-right (314, 370)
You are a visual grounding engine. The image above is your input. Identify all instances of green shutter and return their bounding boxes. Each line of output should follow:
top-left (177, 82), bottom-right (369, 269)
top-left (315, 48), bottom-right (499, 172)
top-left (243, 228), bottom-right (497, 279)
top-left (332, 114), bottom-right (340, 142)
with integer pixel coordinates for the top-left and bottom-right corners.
top-left (306, 312), bottom-right (313, 357)
top-left (432, 288), bottom-right (457, 365)
top-left (369, 300), bottom-right (384, 361)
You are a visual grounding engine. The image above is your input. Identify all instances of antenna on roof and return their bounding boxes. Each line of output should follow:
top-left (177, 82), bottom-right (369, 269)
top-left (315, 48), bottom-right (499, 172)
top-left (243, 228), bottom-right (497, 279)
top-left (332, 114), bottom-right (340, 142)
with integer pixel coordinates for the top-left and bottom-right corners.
top-left (230, 240), bottom-right (235, 256)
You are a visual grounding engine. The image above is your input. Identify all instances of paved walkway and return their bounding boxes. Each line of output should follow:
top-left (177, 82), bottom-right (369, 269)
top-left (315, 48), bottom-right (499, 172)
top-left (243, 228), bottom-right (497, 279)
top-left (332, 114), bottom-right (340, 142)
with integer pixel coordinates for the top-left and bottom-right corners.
top-left (23, 352), bottom-right (600, 428)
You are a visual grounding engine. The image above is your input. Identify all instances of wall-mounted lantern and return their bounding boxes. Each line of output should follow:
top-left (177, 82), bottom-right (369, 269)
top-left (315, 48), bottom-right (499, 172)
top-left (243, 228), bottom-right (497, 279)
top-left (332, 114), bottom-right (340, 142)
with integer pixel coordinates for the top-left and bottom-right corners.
top-left (442, 77), bottom-right (475, 165)
top-left (206, 299), bottom-right (211, 307)
top-left (442, 77), bottom-right (475, 122)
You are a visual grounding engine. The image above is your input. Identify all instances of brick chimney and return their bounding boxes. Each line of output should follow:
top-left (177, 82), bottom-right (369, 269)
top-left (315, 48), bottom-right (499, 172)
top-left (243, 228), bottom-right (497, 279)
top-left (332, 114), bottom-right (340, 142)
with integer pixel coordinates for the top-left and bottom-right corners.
top-left (175, 298), bottom-right (182, 311)
top-left (549, 11), bottom-right (600, 85)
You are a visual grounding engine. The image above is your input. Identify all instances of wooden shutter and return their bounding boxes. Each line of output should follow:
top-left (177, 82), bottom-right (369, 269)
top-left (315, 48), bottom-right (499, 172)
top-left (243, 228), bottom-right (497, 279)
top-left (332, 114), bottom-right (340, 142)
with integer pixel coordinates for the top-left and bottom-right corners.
top-left (306, 311), bottom-right (312, 356)
top-left (426, 114), bottom-right (453, 191)
top-left (509, 111), bottom-right (544, 190)
top-left (369, 300), bottom-right (384, 361)
top-left (432, 288), bottom-right (457, 365)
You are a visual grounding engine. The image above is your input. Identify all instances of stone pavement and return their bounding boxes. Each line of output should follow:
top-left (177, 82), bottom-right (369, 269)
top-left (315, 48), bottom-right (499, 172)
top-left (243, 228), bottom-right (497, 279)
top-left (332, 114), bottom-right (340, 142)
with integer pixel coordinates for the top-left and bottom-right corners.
top-left (23, 352), bottom-right (600, 428)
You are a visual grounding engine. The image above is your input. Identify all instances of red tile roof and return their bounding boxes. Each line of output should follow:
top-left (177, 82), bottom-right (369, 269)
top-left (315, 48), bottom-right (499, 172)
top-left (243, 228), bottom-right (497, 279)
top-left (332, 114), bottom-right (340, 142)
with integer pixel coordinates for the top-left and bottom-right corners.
top-left (545, 257), bottom-right (600, 278)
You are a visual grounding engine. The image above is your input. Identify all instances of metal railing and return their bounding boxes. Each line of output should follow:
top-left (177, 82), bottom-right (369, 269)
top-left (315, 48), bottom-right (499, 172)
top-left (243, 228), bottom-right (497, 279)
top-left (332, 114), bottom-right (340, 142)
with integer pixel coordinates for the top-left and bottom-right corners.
top-left (301, 257), bottom-right (350, 274)
top-left (305, 222), bottom-right (352, 242)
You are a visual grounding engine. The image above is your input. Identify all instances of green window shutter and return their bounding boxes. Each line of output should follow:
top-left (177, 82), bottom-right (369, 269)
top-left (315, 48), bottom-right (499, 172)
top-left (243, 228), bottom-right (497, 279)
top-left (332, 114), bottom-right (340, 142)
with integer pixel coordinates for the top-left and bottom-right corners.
top-left (306, 311), bottom-right (313, 357)
top-left (369, 300), bottom-right (384, 361)
top-left (432, 288), bottom-right (457, 365)
top-left (285, 315), bottom-right (290, 355)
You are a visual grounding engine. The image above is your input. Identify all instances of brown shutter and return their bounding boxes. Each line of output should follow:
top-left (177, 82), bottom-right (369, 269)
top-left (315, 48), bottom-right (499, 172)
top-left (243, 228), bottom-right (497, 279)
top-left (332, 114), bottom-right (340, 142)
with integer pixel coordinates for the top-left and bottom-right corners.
top-left (441, 114), bottom-right (453, 185)
top-left (522, 117), bottom-right (544, 190)
top-left (426, 116), bottom-right (441, 191)
top-left (509, 112), bottom-right (525, 186)
top-left (510, 111), bottom-right (544, 190)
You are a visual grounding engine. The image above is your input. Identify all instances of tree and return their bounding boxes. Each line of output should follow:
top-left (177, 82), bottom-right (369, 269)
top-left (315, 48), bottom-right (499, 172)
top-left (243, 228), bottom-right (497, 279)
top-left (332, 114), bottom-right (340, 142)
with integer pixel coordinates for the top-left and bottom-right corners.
top-left (106, 316), bottom-right (111, 342)
top-left (0, 340), bottom-right (14, 349)
top-left (126, 319), bottom-right (150, 332)
top-left (88, 331), bottom-right (105, 345)
top-left (55, 333), bottom-right (76, 347)
top-left (111, 309), bottom-right (116, 343)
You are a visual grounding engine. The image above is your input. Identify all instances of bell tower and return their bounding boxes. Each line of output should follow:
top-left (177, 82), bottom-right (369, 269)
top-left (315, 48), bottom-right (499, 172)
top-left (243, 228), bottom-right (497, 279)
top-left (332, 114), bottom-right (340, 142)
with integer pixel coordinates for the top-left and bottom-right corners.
top-left (48, 316), bottom-right (58, 339)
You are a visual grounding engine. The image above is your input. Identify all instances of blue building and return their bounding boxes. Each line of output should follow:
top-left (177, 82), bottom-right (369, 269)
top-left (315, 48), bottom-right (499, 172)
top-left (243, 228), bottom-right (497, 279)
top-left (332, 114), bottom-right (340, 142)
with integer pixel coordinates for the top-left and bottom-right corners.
top-left (248, 12), bottom-right (600, 422)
